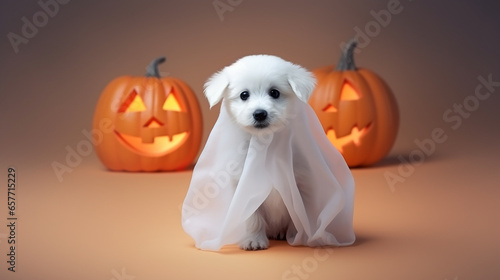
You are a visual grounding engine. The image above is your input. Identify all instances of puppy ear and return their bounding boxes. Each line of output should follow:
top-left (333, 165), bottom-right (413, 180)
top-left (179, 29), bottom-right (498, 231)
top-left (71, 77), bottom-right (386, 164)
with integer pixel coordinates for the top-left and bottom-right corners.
top-left (288, 65), bottom-right (317, 103)
top-left (204, 70), bottom-right (229, 108)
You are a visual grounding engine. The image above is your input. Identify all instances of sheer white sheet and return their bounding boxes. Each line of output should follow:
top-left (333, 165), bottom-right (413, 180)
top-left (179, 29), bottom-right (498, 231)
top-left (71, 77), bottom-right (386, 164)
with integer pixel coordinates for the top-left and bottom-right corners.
top-left (182, 99), bottom-right (355, 251)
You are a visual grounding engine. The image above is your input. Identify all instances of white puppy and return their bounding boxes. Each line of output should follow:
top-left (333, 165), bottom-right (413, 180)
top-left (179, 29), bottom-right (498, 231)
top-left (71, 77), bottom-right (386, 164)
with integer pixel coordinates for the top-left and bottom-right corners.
top-left (204, 55), bottom-right (315, 250)
top-left (204, 55), bottom-right (315, 133)
top-left (182, 55), bottom-right (355, 251)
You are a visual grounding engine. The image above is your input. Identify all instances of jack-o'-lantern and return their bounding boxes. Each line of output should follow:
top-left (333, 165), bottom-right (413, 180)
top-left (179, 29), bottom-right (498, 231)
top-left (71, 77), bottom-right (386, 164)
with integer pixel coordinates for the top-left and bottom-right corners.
top-left (93, 57), bottom-right (203, 171)
top-left (309, 40), bottom-right (399, 167)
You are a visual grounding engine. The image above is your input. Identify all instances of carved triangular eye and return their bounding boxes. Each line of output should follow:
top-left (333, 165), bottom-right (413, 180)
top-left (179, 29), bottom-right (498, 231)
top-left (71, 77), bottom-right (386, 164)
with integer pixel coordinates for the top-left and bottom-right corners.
top-left (163, 92), bottom-right (182, 112)
top-left (118, 90), bottom-right (146, 112)
top-left (340, 82), bottom-right (360, 100)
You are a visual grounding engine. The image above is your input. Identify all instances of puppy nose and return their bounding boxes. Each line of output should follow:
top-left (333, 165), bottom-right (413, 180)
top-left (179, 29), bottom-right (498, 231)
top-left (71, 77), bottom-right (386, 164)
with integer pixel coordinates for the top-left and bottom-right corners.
top-left (253, 109), bottom-right (268, 122)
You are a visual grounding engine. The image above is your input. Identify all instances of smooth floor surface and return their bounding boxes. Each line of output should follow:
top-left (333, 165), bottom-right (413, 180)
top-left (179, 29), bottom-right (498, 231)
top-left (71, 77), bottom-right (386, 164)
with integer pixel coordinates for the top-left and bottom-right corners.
top-left (0, 145), bottom-right (499, 280)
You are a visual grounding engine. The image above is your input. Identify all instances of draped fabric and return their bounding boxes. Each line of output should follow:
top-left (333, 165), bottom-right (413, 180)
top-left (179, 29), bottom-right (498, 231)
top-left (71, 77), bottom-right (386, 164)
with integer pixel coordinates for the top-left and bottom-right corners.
top-left (182, 100), bottom-right (355, 251)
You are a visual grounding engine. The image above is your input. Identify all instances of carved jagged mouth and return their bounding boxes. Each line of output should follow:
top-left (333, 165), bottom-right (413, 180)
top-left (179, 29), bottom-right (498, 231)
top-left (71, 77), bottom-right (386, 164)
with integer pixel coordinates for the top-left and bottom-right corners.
top-left (114, 131), bottom-right (188, 156)
top-left (326, 123), bottom-right (372, 153)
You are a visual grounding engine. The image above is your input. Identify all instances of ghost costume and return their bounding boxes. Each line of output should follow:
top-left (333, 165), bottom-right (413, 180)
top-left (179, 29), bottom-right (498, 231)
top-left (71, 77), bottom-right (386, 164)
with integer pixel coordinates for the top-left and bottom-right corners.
top-left (181, 99), bottom-right (355, 251)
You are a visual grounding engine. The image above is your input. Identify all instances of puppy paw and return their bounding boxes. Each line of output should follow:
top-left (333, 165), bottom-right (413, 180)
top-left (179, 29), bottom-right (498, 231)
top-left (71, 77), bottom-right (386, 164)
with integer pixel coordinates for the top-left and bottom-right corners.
top-left (239, 234), bottom-right (269, 251)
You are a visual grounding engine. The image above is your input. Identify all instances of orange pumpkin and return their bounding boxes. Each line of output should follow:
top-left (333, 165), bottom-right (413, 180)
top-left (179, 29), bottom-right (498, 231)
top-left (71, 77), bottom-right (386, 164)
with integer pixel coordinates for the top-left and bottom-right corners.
top-left (92, 57), bottom-right (202, 171)
top-left (309, 40), bottom-right (399, 167)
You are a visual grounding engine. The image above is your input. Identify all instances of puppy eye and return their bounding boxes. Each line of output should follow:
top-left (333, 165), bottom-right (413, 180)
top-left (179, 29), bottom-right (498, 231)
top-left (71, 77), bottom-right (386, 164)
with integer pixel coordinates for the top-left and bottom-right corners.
top-left (240, 91), bottom-right (250, 101)
top-left (269, 89), bottom-right (280, 99)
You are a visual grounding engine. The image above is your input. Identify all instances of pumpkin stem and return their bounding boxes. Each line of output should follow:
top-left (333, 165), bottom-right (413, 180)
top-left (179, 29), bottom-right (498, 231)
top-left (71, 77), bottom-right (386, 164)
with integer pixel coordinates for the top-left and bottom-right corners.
top-left (335, 39), bottom-right (358, 71)
top-left (146, 56), bottom-right (167, 78)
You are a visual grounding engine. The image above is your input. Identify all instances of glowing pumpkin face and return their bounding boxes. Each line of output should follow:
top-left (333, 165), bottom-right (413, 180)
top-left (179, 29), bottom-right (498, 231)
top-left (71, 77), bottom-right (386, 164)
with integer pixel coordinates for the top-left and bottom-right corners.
top-left (114, 86), bottom-right (189, 156)
top-left (309, 40), bottom-right (399, 167)
top-left (93, 57), bottom-right (203, 171)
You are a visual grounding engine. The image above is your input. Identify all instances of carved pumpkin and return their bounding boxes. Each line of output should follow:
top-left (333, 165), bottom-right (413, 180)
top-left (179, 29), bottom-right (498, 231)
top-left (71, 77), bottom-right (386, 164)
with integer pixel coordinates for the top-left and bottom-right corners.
top-left (309, 40), bottom-right (399, 167)
top-left (93, 57), bottom-right (203, 171)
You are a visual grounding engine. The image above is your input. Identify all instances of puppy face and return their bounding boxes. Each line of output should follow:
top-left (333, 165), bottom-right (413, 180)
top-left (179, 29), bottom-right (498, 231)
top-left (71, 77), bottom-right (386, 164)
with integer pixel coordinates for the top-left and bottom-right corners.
top-left (204, 55), bottom-right (316, 134)
top-left (225, 72), bottom-right (293, 132)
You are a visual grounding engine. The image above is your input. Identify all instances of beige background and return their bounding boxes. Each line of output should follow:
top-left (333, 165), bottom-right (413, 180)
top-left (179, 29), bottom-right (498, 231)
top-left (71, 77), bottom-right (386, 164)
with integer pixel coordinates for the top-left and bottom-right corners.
top-left (1, 0), bottom-right (499, 279)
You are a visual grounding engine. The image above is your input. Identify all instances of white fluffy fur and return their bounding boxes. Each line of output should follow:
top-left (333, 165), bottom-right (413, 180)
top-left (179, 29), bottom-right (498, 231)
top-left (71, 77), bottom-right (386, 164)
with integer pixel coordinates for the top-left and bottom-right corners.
top-left (204, 55), bottom-right (316, 250)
